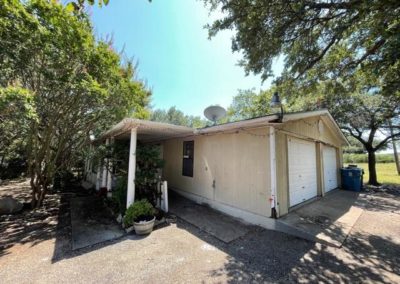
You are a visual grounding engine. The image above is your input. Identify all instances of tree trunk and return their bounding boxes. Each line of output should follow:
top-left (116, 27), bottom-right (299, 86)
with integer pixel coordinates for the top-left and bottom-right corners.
top-left (30, 172), bottom-right (46, 208)
top-left (367, 150), bottom-right (379, 185)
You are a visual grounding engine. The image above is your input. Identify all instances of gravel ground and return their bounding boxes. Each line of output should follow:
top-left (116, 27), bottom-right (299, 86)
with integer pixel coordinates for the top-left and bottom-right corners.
top-left (0, 180), bottom-right (399, 283)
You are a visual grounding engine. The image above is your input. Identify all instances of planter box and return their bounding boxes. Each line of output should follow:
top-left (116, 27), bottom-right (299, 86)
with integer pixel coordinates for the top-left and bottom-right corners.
top-left (134, 217), bottom-right (156, 235)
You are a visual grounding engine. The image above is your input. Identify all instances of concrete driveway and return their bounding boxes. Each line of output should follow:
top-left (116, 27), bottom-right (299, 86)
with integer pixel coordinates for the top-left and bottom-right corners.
top-left (279, 190), bottom-right (364, 247)
top-left (0, 181), bottom-right (399, 283)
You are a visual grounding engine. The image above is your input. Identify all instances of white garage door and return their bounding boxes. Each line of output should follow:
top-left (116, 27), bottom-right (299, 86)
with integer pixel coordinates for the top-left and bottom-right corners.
top-left (323, 146), bottom-right (338, 192)
top-left (288, 138), bottom-right (318, 207)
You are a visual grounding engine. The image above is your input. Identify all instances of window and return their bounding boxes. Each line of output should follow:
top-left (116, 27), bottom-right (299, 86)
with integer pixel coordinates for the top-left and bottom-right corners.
top-left (182, 141), bottom-right (194, 177)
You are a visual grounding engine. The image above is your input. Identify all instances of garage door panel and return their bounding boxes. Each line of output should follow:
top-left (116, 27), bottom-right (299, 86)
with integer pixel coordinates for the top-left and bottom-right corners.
top-left (323, 146), bottom-right (338, 192)
top-left (288, 138), bottom-right (318, 207)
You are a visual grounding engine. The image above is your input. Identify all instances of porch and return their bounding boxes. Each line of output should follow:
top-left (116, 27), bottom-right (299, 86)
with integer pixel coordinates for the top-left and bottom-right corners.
top-left (92, 118), bottom-right (194, 207)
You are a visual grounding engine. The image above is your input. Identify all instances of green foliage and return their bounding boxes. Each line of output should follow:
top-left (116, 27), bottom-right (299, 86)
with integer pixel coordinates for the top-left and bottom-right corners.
top-left (135, 144), bottom-right (164, 204)
top-left (110, 175), bottom-right (128, 215)
top-left (53, 170), bottom-right (75, 190)
top-left (151, 106), bottom-right (207, 128)
top-left (123, 199), bottom-right (155, 227)
top-left (205, 0), bottom-right (400, 97)
top-left (280, 68), bottom-right (400, 185)
top-left (344, 154), bottom-right (395, 164)
top-left (226, 89), bottom-right (275, 121)
top-left (0, 87), bottom-right (37, 178)
top-left (343, 137), bottom-right (366, 154)
top-left (0, 0), bottom-right (151, 206)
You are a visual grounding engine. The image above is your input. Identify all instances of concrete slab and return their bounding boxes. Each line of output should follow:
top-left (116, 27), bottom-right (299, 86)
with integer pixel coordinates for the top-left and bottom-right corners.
top-left (278, 190), bottom-right (364, 247)
top-left (70, 196), bottom-right (124, 250)
top-left (169, 193), bottom-right (251, 243)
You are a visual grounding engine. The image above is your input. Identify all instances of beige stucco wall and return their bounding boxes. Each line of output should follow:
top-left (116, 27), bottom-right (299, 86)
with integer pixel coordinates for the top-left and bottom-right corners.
top-left (162, 127), bottom-right (272, 218)
top-left (275, 117), bottom-right (344, 216)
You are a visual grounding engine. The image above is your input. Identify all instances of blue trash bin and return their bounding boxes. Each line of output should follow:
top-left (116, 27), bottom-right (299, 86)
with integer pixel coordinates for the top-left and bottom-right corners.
top-left (341, 167), bottom-right (363, 192)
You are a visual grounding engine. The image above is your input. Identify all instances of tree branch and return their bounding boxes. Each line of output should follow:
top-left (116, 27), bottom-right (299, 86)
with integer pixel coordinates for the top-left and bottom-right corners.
top-left (374, 131), bottom-right (400, 151)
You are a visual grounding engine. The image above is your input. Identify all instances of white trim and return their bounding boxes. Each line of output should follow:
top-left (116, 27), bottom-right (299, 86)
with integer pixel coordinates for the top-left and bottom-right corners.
top-left (126, 128), bottom-right (137, 208)
top-left (195, 115), bottom-right (279, 134)
top-left (98, 109), bottom-right (348, 146)
top-left (107, 137), bottom-right (114, 194)
top-left (269, 126), bottom-right (278, 214)
top-left (101, 138), bottom-right (109, 188)
top-left (96, 165), bottom-right (101, 191)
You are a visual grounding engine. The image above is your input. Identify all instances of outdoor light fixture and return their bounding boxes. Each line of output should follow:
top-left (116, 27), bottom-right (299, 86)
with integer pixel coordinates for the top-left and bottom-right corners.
top-left (270, 92), bottom-right (284, 122)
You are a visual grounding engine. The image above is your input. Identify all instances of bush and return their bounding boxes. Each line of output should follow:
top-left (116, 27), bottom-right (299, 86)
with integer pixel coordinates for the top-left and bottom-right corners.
top-left (344, 153), bottom-right (395, 164)
top-left (0, 156), bottom-right (27, 179)
top-left (110, 176), bottom-right (128, 215)
top-left (123, 199), bottom-right (155, 227)
top-left (376, 154), bottom-right (395, 163)
top-left (53, 170), bottom-right (75, 190)
top-left (135, 144), bottom-right (164, 205)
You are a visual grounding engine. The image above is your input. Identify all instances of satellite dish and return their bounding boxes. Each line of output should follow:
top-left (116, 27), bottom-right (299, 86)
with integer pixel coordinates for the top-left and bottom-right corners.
top-left (204, 105), bottom-right (226, 125)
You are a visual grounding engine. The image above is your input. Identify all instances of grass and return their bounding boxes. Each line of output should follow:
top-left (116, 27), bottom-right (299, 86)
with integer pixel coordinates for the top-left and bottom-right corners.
top-left (346, 163), bottom-right (400, 185)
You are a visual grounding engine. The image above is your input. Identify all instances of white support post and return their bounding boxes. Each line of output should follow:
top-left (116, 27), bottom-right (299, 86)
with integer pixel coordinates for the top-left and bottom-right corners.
top-left (127, 128), bottom-right (137, 208)
top-left (269, 126), bottom-right (278, 218)
top-left (96, 165), bottom-right (101, 191)
top-left (107, 137), bottom-right (114, 195)
top-left (161, 181), bottom-right (168, 213)
top-left (101, 138), bottom-right (109, 188)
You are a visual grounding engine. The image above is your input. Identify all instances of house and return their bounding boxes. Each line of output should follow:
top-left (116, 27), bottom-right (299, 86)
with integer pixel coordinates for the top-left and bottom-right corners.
top-left (88, 109), bottom-right (348, 228)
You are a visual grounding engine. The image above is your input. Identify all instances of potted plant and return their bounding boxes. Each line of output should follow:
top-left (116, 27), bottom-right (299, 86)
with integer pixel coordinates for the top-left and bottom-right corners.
top-left (123, 199), bottom-right (156, 235)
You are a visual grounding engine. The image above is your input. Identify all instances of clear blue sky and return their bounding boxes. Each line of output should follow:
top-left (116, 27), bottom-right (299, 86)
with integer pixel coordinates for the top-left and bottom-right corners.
top-left (90, 0), bottom-right (283, 117)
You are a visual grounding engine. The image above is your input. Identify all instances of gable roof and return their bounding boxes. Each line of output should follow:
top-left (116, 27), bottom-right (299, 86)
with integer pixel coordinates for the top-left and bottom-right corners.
top-left (97, 109), bottom-right (349, 145)
top-left (196, 109), bottom-right (348, 145)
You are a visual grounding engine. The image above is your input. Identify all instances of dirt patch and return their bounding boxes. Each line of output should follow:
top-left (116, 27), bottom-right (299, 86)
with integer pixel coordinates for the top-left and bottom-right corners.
top-left (0, 179), bottom-right (89, 259)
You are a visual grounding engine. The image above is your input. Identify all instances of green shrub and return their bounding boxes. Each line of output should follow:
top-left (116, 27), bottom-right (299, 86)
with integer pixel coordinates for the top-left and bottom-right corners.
top-left (123, 199), bottom-right (155, 227)
top-left (376, 154), bottom-right (395, 163)
top-left (135, 144), bottom-right (164, 205)
top-left (111, 176), bottom-right (128, 215)
top-left (344, 153), bottom-right (395, 164)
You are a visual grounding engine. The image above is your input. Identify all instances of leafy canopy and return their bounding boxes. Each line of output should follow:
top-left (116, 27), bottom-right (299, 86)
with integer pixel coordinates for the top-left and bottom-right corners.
top-left (151, 107), bottom-right (207, 128)
top-left (0, 0), bottom-right (150, 206)
top-left (205, 0), bottom-right (400, 96)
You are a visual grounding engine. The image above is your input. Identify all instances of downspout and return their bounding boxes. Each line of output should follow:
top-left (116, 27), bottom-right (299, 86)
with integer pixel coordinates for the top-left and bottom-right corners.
top-left (269, 126), bottom-right (278, 218)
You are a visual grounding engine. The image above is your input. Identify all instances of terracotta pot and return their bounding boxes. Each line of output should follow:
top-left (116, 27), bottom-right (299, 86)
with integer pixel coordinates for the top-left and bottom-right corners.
top-left (134, 216), bottom-right (156, 235)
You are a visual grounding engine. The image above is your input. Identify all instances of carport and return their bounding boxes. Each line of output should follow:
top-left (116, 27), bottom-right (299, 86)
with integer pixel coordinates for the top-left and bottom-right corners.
top-left (95, 119), bottom-right (194, 207)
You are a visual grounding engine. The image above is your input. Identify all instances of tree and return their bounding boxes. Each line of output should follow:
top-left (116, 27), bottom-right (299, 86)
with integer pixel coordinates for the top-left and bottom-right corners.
top-left (151, 107), bottom-right (207, 128)
top-left (0, 87), bottom-right (37, 178)
top-left (283, 71), bottom-right (400, 185)
top-left (205, 0), bottom-right (400, 96)
top-left (227, 73), bottom-right (400, 185)
top-left (0, 0), bottom-right (150, 207)
top-left (226, 89), bottom-right (274, 121)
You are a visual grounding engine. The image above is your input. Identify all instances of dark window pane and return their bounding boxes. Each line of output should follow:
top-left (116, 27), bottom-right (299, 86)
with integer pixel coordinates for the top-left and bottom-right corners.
top-left (182, 141), bottom-right (194, 177)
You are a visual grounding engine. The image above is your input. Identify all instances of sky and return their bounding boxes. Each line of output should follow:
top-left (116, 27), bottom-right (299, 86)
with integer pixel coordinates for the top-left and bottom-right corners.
top-left (90, 0), bottom-right (283, 118)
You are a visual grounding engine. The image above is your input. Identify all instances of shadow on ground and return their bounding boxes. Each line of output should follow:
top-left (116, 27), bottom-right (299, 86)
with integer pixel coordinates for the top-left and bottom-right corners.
top-left (171, 188), bottom-right (400, 283)
top-left (0, 179), bottom-right (62, 258)
top-left (0, 179), bottom-right (128, 262)
top-left (1, 179), bottom-right (399, 283)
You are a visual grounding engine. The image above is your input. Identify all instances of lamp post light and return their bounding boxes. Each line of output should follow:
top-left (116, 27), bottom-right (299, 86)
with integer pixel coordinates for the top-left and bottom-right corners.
top-left (270, 92), bottom-right (284, 122)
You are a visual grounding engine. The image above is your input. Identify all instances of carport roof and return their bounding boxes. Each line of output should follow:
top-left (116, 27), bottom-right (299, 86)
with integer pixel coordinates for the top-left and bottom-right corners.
top-left (97, 109), bottom-right (348, 145)
top-left (98, 118), bottom-right (194, 142)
